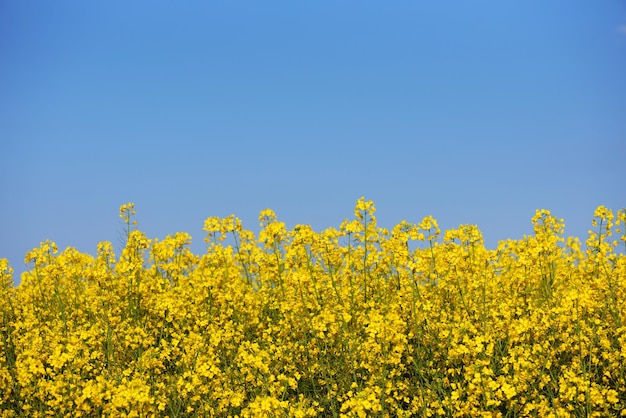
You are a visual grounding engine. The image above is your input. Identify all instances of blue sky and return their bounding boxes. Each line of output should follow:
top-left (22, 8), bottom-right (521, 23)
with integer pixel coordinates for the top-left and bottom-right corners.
top-left (2, 1), bottom-right (625, 282)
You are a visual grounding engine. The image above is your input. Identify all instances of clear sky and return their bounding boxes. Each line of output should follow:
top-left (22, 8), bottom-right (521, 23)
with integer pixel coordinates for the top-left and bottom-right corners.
top-left (2, 1), bottom-right (625, 282)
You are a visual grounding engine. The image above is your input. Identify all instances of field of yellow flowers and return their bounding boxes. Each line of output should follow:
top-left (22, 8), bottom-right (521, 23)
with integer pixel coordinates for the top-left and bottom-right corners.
top-left (1, 199), bottom-right (625, 417)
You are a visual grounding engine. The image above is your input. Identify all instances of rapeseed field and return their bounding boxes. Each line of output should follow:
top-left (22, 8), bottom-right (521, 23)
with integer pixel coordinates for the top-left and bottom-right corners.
top-left (1, 199), bottom-right (625, 417)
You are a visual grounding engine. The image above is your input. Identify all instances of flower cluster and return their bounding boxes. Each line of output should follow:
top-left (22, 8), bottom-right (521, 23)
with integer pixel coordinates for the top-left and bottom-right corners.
top-left (1, 199), bottom-right (625, 417)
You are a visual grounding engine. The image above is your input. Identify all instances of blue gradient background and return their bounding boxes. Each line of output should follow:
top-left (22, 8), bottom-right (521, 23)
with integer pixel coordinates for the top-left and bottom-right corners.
top-left (2, 1), bottom-right (625, 282)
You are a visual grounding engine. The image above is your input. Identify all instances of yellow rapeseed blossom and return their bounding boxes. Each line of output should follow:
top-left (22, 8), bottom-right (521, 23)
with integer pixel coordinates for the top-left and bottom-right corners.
top-left (1, 201), bottom-right (625, 416)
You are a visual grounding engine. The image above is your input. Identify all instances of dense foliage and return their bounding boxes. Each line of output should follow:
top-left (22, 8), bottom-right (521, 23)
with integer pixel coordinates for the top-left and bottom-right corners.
top-left (1, 200), bottom-right (625, 417)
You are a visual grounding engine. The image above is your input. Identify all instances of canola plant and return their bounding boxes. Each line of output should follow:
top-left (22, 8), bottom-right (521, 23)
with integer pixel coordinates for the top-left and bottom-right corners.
top-left (0, 199), bottom-right (625, 417)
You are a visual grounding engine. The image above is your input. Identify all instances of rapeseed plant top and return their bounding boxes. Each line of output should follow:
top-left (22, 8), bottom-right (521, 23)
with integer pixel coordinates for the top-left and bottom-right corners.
top-left (0, 199), bottom-right (625, 417)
